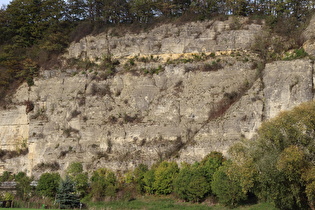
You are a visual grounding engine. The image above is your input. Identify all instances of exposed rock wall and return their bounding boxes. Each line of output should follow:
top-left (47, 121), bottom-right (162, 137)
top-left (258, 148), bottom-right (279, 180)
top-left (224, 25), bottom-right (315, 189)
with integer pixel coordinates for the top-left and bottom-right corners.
top-left (64, 17), bottom-right (262, 62)
top-left (0, 17), bottom-right (314, 177)
top-left (0, 106), bottom-right (28, 150)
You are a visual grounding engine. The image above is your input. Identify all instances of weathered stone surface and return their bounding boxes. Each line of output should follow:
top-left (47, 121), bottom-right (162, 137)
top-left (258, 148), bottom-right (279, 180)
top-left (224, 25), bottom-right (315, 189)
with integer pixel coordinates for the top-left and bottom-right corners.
top-left (2, 57), bottom-right (314, 177)
top-left (0, 106), bottom-right (28, 150)
top-left (64, 17), bottom-right (262, 62)
top-left (303, 15), bottom-right (315, 56)
top-left (1, 17), bottom-right (315, 177)
top-left (303, 15), bottom-right (315, 41)
top-left (263, 60), bottom-right (314, 119)
top-left (0, 58), bottom-right (259, 176)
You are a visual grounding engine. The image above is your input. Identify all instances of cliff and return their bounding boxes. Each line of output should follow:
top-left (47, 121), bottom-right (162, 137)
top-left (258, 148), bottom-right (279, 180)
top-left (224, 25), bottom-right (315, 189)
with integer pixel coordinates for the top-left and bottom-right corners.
top-left (1, 16), bottom-right (315, 177)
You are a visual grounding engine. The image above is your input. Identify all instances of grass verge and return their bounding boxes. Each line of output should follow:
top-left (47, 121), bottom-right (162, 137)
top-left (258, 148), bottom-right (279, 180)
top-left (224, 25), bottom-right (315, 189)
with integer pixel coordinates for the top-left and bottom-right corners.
top-left (86, 196), bottom-right (276, 210)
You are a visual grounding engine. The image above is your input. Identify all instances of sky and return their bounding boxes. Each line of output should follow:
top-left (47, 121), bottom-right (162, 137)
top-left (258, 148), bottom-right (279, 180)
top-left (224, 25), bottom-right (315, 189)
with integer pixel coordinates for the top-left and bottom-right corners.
top-left (0, 0), bottom-right (11, 6)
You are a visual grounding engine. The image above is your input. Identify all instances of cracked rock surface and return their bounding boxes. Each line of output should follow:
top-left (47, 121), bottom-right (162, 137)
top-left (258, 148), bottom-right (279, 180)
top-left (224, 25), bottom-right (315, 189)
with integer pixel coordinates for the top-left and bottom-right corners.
top-left (0, 17), bottom-right (314, 177)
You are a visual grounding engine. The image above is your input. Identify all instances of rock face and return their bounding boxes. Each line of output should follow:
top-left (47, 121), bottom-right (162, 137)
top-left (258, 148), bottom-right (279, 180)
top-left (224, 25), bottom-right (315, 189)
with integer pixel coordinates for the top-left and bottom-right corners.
top-left (64, 17), bottom-right (262, 62)
top-left (303, 15), bottom-right (315, 57)
top-left (0, 17), bottom-right (314, 177)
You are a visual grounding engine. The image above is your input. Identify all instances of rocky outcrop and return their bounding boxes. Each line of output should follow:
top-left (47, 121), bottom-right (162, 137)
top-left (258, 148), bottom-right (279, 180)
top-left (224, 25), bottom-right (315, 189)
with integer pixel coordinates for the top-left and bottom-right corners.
top-left (0, 106), bottom-right (28, 150)
top-left (303, 15), bottom-right (315, 56)
top-left (263, 60), bottom-right (314, 119)
top-left (0, 16), bottom-right (314, 177)
top-left (2, 57), bottom-right (313, 177)
top-left (64, 17), bottom-right (262, 62)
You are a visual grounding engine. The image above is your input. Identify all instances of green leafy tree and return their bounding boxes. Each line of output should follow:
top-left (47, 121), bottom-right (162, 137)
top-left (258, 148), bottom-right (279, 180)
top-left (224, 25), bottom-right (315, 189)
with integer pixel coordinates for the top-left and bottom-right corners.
top-left (6, 0), bottom-right (41, 47)
top-left (36, 172), bottom-right (61, 198)
top-left (129, 0), bottom-right (156, 23)
top-left (0, 6), bottom-right (9, 46)
top-left (174, 163), bottom-right (210, 202)
top-left (238, 101), bottom-right (315, 209)
top-left (66, 162), bottom-right (89, 197)
top-left (143, 167), bottom-right (156, 194)
top-left (90, 168), bottom-right (117, 201)
top-left (67, 0), bottom-right (87, 21)
top-left (174, 151), bottom-right (225, 202)
top-left (133, 164), bottom-right (149, 194)
top-left (152, 161), bottom-right (179, 195)
top-left (199, 151), bottom-right (225, 185)
top-left (211, 160), bottom-right (247, 207)
top-left (15, 172), bottom-right (32, 200)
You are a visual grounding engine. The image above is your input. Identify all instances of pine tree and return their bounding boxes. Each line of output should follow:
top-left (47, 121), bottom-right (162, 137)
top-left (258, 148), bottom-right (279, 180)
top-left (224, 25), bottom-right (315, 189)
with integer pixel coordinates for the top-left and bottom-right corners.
top-left (56, 176), bottom-right (80, 209)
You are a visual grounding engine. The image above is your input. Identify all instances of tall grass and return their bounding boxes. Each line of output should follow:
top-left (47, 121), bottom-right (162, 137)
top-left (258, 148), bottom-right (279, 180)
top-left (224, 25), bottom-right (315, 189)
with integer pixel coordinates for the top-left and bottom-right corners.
top-left (86, 196), bottom-right (276, 210)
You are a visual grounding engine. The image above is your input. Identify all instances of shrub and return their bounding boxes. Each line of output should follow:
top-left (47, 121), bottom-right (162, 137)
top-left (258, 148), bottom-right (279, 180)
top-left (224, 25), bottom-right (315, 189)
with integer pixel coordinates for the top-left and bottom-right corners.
top-left (123, 113), bottom-right (141, 123)
top-left (283, 48), bottom-right (308, 60)
top-left (133, 164), bottom-right (149, 194)
top-left (24, 100), bottom-right (34, 113)
top-left (90, 168), bottom-right (118, 201)
top-left (70, 110), bottom-right (81, 119)
top-left (0, 171), bottom-right (14, 182)
top-left (174, 163), bottom-right (210, 202)
top-left (199, 151), bottom-right (226, 185)
top-left (211, 161), bottom-right (247, 207)
top-left (63, 127), bottom-right (79, 138)
top-left (143, 168), bottom-right (156, 194)
top-left (152, 161), bottom-right (179, 195)
top-left (201, 62), bottom-right (223, 71)
top-left (0, 148), bottom-right (29, 161)
top-left (33, 161), bottom-right (60, 171)
top-left (90, 83), bottom-right (111, 96)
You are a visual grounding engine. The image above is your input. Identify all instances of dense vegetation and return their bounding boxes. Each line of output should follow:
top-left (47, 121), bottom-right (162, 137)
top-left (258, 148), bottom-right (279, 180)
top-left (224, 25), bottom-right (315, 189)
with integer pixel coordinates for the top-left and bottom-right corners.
top-left (0, 0), bottom-right (314, 100)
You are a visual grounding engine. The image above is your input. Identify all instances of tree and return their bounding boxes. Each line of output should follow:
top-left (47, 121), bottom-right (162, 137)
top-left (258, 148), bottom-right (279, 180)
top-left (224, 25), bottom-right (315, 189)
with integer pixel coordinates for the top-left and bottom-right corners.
top-left (36, 172), bottom-right (61, 198)
top-left (174, 163), bottom-right (210, 202)
top-left (239, 101), bottom-right (315, 209)
top-left (226, 0), bottom-right (249, 16)
top-left (66, 162), bottom-right (88, 197)
top-left (56, 176), bottom-right (80, 209)
top-left (199, 151), bottom-right (225, 185)
top-left (152, 161), bottom-right (179, 195)
top-left (0, 6), bottom-right (9, 46)
top-left (15, 172), bottom-right (32, 200)
top-left (143, 167), bottom-right (156, 194)
top-left (5, 0), bottom-right (42, 47)
top-left (67, 0), bottom-right (87, 21)
top-left (129, 0), bottom-right (156, 23)
top-left (90, 168), bottom-right (117, 201)
top-left (211, 160), bottom-right (247, 207)
top-left (133, 164), bottom-right (149, 194)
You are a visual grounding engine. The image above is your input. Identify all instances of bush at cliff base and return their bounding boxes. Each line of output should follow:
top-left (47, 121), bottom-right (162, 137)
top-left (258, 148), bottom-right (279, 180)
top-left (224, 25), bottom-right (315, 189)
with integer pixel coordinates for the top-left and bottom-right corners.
top-left (222, 101), bottom-right (315, 209)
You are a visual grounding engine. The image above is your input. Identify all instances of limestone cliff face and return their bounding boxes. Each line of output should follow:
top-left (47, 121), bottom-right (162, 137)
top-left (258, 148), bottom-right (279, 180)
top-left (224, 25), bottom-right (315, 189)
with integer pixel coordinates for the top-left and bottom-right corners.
top-left (64, 17), bottom-right (262, 62)
top-left (1, 17), bottom-right (314, 177)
